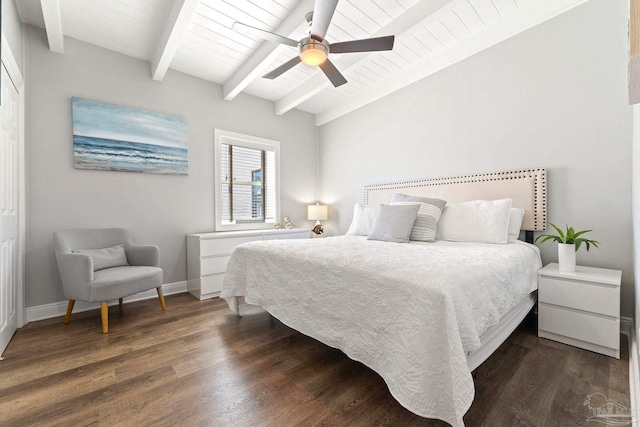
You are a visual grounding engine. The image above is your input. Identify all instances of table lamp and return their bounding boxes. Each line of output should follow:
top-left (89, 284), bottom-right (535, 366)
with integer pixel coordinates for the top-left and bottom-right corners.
top-left (307, 203), bottom-right (328, 235)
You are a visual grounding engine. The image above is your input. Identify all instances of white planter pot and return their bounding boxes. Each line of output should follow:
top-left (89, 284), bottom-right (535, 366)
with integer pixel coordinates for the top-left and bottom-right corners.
top-left (558, 243), bottom-right (576, 272)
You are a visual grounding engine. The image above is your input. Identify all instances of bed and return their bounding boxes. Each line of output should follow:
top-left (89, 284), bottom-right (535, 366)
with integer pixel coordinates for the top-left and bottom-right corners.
top-left (220, 168), bottom-right (546, 427)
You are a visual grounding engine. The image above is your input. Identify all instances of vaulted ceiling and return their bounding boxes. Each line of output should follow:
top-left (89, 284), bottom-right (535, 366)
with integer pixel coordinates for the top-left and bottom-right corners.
top-left (17, 0), bottom-right (589, 125)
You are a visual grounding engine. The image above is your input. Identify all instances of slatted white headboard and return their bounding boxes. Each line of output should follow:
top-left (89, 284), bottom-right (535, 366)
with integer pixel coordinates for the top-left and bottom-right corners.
top-left (364, 168), bottom-right (547, 232)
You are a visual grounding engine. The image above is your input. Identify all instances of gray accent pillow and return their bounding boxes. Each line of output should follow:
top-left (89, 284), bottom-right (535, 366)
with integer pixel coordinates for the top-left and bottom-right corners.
top-left (390, 194), bottom-right (447, 242)
top-left (367, 204), bottom-right (420, 243)
top-left (73, 244), bottom-right (129, 271)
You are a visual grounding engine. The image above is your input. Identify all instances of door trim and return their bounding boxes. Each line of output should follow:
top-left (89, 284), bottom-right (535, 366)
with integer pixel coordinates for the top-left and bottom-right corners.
top-left (2, 32), bottom-right (26, 328)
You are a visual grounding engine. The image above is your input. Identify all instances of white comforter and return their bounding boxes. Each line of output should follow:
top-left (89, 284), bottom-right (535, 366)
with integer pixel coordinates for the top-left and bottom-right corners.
top-left (220, 236), bottom-right (541, 426)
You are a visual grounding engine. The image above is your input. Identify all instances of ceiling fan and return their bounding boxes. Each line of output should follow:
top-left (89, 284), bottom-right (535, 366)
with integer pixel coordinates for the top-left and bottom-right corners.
top-left (231, 0), bottom-right (395, 88)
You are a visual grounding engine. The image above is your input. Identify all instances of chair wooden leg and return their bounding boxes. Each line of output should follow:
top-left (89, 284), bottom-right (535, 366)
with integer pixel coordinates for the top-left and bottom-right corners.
top-left (119, 298), bottom-right (123, 310)
top-left (157, 287), bottom-right (166, 311)
top-left (64, 300), bottom-right (75, 324)
top-left (100, 302), bottom-right (109, 333)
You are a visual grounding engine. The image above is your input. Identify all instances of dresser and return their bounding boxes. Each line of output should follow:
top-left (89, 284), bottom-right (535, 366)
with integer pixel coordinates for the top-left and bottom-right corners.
top-left (538, 263), bottom-right (621, 358)
top-left (187, 228), bottom-right (310, 300)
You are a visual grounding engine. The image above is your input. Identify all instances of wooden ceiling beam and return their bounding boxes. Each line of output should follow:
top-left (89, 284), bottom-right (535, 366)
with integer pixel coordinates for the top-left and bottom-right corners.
top-left (151, 0), bottom-right (200, 81)
top-left (222, 0), bottom-right (315, 101)
top-left (40, 0), bottom-right (64, 53)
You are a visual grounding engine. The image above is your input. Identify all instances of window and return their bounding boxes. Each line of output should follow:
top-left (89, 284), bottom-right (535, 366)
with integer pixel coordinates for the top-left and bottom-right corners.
top-left (214, 129), bottom-right (280, 231)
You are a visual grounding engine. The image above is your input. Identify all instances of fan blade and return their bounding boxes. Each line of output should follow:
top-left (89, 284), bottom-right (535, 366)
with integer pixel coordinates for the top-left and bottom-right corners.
top-left (232, 22), bottom-right (298, 47)
top-left (263, 56), bottom-right (303, 79)
top-left (310, 0), bottom-right (338, 41)
top-left (318, 59), bottom-right (347, 87)
top-left (330, 35), bottom-right (395, 54)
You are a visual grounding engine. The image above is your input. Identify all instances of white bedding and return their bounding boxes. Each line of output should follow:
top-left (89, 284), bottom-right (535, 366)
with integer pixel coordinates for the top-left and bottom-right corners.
top-left (220, 236), bottom-right (541, 427)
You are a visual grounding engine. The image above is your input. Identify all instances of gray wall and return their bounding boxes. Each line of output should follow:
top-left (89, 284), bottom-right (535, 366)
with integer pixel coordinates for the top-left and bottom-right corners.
top-left (26, 27), bottom-right (318, 307)
top-left (318, 0), bottom-right (634, 316)
top-left (2, 0), bottom-right (24, 73)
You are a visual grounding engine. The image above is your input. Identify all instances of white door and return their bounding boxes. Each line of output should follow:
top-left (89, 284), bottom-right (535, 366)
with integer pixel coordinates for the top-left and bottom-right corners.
top-left (0, 63), bottom-right (19, 355)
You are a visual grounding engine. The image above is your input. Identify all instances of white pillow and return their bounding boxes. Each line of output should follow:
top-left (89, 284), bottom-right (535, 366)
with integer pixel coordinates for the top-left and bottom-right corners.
top-left (346, 203), bottom-right (379, 236)
top-left (507, 208), bottom-right (525, 243)
top-left (437, 198), bottom-right (513, 244)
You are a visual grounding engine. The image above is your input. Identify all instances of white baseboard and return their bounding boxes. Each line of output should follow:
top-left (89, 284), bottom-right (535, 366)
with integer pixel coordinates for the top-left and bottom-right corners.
top-left (26, 281), bottom-right (188, 323)
top-left (621, 316), bottom-right (639, 427)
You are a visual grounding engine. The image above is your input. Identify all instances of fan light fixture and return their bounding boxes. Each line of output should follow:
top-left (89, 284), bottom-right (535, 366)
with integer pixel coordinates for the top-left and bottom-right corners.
top-left (299, 38), bottom-right (329, 66)
top-left (231, 0), bottom-right (395, 88)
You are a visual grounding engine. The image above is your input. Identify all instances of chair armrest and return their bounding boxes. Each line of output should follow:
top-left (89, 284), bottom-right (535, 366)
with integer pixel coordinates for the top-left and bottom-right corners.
top-left (55, 252), bottom-right (94, 300)
top-left (126, 244), bottom-right (159, 267)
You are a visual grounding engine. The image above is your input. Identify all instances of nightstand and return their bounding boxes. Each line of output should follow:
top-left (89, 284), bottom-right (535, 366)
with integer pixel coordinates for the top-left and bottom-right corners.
top-left (538, 263), bottom-right (621, 358)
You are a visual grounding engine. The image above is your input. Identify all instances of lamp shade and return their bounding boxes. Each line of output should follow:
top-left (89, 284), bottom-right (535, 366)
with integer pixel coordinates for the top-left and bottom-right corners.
top-left (307, 204), bottom-right (328, 221)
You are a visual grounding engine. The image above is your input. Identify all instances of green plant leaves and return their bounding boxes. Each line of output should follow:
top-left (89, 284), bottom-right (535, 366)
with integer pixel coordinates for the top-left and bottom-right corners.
top-left (550, 223), bottom-right (566, 243)
top-left (535, 222), bottom-right (599, 252)
top-left (535, 235), bottom-right (560, 244)
top-left (572, 229), bottom-right (592, 239)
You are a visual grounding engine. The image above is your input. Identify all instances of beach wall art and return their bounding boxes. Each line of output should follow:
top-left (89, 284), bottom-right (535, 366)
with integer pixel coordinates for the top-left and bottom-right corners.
top-left (71, 97), bottom-right (188, 175)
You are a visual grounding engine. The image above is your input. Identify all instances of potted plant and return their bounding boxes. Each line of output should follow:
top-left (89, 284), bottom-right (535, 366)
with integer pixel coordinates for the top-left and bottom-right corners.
top-left (535, 223), bottom-right (599, 272)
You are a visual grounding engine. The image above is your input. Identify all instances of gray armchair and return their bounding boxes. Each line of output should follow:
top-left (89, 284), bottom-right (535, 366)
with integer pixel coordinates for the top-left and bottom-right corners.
top-left (53, 228), bottom-right (165, 333)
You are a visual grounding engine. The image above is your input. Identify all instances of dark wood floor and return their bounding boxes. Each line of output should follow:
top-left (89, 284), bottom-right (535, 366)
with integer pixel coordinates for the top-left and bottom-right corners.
top-left (0, 294), bottom-right (630, 427)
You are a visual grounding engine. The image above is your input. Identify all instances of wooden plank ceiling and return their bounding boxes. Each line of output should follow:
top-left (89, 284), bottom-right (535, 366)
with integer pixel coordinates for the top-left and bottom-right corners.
top-left (17, 0), bottom-right (590, 125)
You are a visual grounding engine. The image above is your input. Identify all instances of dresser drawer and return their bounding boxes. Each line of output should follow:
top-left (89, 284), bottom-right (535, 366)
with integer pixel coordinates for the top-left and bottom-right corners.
top-left (538, 304), bottom-right (619, 350)
top-left (200, 236), bottom-right (259, 256)
top-left (188, 229), bottom-right (309, 300)
top-left (263, 231), bottom-right (309, 240)
top-left (201, 274), bottom-right (225, 295)
top-left (539, 276), bottom-right (619, 317)
top-left (200, 256), bottom-right (230, 276)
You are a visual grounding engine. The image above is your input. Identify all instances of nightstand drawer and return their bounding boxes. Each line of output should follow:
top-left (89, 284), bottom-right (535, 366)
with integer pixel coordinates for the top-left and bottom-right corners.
top-left (200, 256), bottom-right (230, 275)
top-left (538, 304), bottom-right (619, 350)
top-left (539, 277), bottom-right (619, 317)
top-left (200, 236), bottom-right (259, 256)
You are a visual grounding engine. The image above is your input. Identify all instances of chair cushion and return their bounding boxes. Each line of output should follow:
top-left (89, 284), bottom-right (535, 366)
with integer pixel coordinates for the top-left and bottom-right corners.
top-left (73, 244), bottom-right (129, 271)
top-left (89, 266), bottom-right (163, 302)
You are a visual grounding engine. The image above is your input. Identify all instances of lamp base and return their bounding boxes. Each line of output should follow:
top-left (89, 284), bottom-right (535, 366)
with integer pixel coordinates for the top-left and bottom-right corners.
top-left (311, 221), bottom-right (324, 235)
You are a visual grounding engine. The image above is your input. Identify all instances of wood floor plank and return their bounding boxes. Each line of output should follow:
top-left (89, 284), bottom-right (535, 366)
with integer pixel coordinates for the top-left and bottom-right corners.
top-left (481, 338), bottom-right (570, 425)
top-left (465, 341), bottom-right (530, 425)
top-left (0, 294), bottom-right (630, 426)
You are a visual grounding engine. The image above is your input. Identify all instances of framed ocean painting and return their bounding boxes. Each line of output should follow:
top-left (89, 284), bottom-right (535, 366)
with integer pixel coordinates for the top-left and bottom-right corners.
top-left (71, 97), bottom-right (188, 175)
